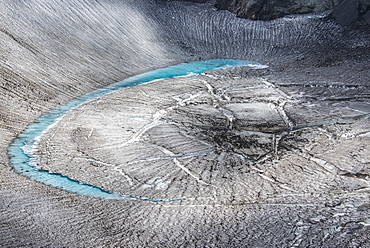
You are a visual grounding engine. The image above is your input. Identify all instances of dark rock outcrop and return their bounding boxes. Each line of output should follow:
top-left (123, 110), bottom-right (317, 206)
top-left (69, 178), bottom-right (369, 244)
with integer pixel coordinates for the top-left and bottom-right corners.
top-left (331, 0), bottom-right (359, 26)
top-left (161, 0), bottom-right (370, 24)
top-left (330, 0), bottom-right (370, 25)
top-left (215, 0), bottom-right (343, 20)
top-left (215, 0), bottom-right (370, 24)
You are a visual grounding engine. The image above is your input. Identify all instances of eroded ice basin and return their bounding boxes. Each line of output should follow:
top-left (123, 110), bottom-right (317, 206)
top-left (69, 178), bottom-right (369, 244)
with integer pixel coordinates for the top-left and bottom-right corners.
top-left (8, 59), bottom-right (265, 201)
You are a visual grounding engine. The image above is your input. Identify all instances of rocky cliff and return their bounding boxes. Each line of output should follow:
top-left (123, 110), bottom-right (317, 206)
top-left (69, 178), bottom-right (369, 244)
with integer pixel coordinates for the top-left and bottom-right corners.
top-left (215, 0), bottom-right (370, 24)
top-left (331, 0), bottom-right (370, 25)
top-left (215, 0), bottom-right (342, 20)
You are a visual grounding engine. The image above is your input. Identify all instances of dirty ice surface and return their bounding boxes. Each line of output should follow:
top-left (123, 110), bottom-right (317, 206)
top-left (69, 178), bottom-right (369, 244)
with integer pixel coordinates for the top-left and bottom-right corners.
top-left (8, 59), bottom-right (264, 201)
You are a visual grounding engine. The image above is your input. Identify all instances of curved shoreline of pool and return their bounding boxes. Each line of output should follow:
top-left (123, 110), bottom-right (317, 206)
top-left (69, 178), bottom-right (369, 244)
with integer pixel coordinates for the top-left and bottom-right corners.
top-left (8, 59), bottom-right (266, 201)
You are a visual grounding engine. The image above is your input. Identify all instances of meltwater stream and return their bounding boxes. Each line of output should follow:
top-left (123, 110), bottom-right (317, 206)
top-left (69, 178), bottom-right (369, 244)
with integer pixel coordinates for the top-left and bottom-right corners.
top-left (8, 59), bottom-right (264, 201)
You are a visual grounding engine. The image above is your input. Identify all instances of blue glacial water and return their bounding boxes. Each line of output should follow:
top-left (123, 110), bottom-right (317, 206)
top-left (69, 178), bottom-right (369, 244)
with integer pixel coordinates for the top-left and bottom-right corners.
top-left (8, 59), bottom-right (264, 201)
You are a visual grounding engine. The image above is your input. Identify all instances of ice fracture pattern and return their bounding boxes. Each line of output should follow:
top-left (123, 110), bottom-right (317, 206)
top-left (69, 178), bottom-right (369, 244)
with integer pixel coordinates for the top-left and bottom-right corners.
top-left (1, 0), bottom-right (369, 247)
